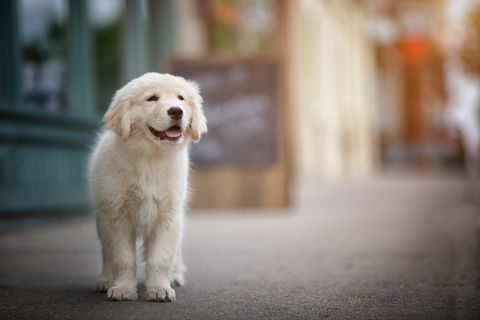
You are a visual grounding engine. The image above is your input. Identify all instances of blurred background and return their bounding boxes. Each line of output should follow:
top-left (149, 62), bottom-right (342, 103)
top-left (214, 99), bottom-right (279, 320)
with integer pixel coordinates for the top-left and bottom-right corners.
top-left (1, 1), bottom-right (480, 318)
top-left (0, 0), bottom-right (479, 212)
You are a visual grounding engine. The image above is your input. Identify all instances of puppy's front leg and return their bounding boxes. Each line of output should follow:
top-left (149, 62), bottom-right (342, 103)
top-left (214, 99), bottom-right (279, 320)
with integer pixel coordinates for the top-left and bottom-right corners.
top-left (105, 218), bottom-right (138, 301)
top-left (144, 214), bottom-right (182, 302)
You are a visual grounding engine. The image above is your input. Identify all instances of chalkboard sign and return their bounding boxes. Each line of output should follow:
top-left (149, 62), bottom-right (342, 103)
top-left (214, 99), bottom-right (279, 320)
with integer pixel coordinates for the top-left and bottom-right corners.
top-left (171, 59), bottom-right (280, 166)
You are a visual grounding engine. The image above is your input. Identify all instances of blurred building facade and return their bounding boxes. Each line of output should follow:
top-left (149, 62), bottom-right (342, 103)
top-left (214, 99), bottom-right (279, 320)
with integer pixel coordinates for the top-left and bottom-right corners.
top-left (0, 0), bottom-right (171, 212)
top-left (287, 0), bottom-right (379, 180)
top-left (444, 0), bottom-right (480, 175)
top-left (372, 0), bottom-right (449, 169)
top-left (1, 0), bottom-right (380, 212)
top-left (147, 0), bottom-right (380, 204)
top-left (2, 0), bottom-right (477, 213)
top-left (371, 0), bottom-right (480, 172)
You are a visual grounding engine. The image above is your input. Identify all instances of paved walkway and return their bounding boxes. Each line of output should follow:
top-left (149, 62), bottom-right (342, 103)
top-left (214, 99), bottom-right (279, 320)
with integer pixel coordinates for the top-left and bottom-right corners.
top-left (1, 175), bottom-right (479, 319)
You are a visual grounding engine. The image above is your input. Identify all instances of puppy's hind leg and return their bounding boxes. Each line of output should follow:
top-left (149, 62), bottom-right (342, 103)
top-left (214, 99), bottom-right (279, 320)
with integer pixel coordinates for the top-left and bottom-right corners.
top-left (171, 249), bottom-right (186, 287)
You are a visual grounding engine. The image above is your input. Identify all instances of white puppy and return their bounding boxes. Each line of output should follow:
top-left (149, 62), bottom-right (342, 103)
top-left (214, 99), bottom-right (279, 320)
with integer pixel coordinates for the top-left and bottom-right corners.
top-left (89, 72), bottom-right (207, 302)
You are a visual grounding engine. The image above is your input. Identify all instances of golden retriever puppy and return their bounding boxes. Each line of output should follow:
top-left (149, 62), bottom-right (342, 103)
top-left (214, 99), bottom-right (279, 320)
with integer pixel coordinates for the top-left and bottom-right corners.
top-left (89, 72), bottom-right (207, 302)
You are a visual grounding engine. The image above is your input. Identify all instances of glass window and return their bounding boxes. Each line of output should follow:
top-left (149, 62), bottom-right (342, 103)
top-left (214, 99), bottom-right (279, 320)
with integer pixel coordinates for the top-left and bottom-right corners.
top-left (89, 0), bottom-right (125, 113)
top-left (19, 0), bottom-right (68, 113)
top-left (199, 0), bottom-right (276, 54)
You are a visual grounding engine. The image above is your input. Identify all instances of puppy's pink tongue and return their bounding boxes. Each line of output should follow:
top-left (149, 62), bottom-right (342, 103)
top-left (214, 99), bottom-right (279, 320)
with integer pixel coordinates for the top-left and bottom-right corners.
top-left (165, 128), bottom-right (181, 138)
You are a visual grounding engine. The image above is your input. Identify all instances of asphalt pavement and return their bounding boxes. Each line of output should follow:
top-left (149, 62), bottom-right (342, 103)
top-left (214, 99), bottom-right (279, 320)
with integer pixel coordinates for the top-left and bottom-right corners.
top-left (0, 174), bottom-right (479, 319)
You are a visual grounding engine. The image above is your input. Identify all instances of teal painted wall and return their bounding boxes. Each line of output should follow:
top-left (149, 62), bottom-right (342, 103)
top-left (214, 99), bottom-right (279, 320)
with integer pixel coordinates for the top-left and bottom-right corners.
top-left (0, 0), bottom-right (173, 214)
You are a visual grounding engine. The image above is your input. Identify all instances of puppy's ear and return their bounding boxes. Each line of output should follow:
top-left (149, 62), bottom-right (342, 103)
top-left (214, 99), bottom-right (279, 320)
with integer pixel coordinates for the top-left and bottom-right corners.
top-left (187, 81), bottom-right (208, 142)
top-left (104, 88), bottom-right (132, 142)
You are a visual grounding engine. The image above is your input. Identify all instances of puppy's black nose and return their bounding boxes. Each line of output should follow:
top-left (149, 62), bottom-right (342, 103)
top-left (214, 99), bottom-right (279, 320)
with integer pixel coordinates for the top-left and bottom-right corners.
top-left (167, 107), bottom-right (183, 120)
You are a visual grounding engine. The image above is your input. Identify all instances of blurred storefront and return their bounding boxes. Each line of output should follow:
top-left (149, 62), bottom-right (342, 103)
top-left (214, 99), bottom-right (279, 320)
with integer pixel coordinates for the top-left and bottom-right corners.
top-left (371, 0), bottom-right (448, 169)
top-left (0, 0), bottom-right (382, 212)
top-left (0, 0), bottom-right (288, 212)
top-left (164, 0), bottom-right (380, 204)
top-left (171, 0), bottom-right (291, 207)
top-left (0, 0), bottom-right (169, 213)
top-left (2, 0), bottom-right (476, 213)
top-left (371, 0), bottom-right (480, 172)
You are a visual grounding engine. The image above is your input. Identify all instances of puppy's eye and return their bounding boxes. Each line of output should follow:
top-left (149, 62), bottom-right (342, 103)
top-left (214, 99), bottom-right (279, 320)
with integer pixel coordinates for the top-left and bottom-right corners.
top-left (146, 95), bottom-right (158, 102)
top-left (178, 95), bottom-right (184, 101)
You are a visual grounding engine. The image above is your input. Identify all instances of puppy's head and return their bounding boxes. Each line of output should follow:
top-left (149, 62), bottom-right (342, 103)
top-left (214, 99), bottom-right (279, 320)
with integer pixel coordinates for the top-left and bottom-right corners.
top-left (104, 72), bottom-right (207, 147)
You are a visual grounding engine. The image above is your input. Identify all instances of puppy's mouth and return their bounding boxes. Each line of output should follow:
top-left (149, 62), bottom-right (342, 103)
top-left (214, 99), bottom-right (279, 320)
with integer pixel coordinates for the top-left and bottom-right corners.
top-left (149, 125), bottom-right (182, 142)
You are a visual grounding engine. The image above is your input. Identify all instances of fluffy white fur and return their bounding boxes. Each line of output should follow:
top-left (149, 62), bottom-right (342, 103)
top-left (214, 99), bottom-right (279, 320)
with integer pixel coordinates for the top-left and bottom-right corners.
top-left (89, 72), bottom-right (207, 302)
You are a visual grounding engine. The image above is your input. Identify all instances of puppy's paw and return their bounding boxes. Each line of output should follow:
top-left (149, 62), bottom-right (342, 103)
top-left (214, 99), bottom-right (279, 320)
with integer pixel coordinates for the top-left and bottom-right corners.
top-left (145, 286), bottom-right (176, 302)
top-left (173, 273), bottom-right (186, 287)
top-left (95, 279), bottom-right (112, 293)
top-left (106, 285), bottom-right (138, 301)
